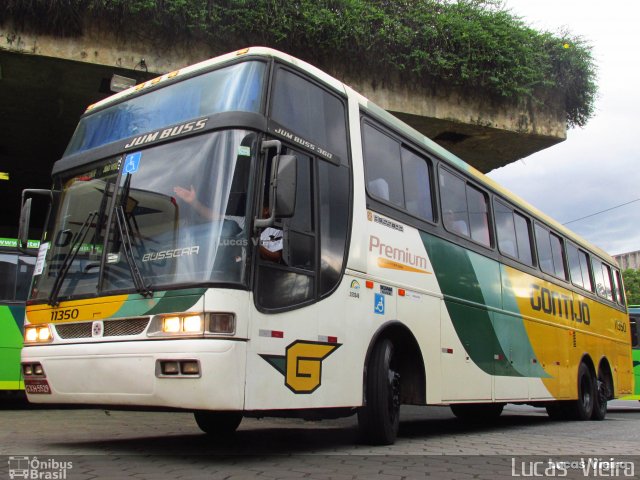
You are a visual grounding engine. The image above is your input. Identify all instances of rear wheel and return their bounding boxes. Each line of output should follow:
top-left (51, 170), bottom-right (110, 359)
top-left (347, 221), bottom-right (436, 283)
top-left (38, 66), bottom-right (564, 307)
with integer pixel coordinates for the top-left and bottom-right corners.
top-left (450, 403), bottom-right (504, 421)
top-left (194, 411), bottom-right (242, 437)
top-left (591, 369), bottom-right (610, 421)
top-left (358, 338), bottom-right (401, 445)
top-left (566, 362), bottom-right (595, 420)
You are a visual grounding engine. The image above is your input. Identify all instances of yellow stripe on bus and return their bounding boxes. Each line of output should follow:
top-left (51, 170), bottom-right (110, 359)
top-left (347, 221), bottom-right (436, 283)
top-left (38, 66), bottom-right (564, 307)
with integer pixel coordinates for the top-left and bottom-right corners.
top-left (26, 295), bottom-right (129, 324)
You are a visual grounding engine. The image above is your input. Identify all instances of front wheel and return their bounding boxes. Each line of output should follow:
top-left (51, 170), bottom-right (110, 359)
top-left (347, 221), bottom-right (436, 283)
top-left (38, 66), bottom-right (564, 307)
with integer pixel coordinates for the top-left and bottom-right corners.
top-left (358, 338), bottom-right (401, 445)
top-left (194, 411), bottom-right (242, 437)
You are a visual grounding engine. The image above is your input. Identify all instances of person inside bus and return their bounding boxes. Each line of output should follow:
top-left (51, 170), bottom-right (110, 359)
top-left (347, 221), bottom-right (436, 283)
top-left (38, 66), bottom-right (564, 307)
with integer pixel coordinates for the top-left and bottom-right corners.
top-left (173, 184), bottom-right (244, 236)
top-left (258, 206), bottom-right (283, 263)
top-left (174, 185), bottom-right (282, 262)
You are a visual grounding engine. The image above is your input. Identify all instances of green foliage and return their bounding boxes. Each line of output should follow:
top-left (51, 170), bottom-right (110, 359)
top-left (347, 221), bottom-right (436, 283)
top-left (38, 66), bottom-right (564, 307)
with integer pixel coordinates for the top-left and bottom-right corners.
top-left (623, 269), bottom-right (640, 306)
top-left (0, 0), bottom-right (597, 127)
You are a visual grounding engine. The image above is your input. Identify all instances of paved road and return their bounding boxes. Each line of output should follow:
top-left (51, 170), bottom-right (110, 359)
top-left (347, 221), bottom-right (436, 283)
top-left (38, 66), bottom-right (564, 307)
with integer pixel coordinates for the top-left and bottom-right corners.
top-left (1, 400), bottom-right (639, 479)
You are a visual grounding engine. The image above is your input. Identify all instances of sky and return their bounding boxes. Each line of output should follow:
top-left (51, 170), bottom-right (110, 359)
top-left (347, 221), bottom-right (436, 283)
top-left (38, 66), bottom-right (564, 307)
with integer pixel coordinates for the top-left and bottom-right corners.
top-left (486, 0), bottom-right (640, 256)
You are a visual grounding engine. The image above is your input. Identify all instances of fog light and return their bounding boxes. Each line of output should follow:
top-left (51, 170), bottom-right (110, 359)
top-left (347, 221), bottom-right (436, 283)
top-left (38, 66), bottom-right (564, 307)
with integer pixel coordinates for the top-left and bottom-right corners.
top-left (33, 364), bottom-right (44, 376)
top-left (182, 315), bottom-right (203, 333)
top-left (161, 361), bottom-right (180, 375)
top-left (162, 317), bottom-right (181, 333)
top-left (208, 313), bottom-right (235, 334)
top-left (180, 361), bottom-right (200, 375)
top-left (23, 364), bottom-right (33, 376)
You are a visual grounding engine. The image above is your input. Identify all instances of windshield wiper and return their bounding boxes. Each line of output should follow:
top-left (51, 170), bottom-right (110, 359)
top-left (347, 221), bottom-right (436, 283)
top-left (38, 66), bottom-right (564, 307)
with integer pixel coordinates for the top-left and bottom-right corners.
top-left (48, 211), bottom-right (98, 307)
top-left (114, 204), bottom-right (153, 298)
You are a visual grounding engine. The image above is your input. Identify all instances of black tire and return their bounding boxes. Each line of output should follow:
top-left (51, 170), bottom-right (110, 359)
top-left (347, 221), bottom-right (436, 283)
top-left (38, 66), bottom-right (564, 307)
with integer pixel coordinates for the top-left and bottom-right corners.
top-left (591, 369), bottom-right (609, 421)
top-left (358, 338), bottom-right (401, 445)
top-left (450, 403), bottom-right (504, 421)
top-left (566, 362), bottom-right (595, 420)
top-left (194, 411), bottom-right (242, 436)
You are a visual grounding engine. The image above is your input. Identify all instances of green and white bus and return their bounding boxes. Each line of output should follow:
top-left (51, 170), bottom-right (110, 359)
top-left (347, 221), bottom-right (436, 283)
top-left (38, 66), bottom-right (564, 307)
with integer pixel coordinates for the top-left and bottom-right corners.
top-left (0, 238), bottom-right (37, 397)
top-left (19, 48), bottom-right (633, 444)
top-left (624, 305), bottom-right (640, 400)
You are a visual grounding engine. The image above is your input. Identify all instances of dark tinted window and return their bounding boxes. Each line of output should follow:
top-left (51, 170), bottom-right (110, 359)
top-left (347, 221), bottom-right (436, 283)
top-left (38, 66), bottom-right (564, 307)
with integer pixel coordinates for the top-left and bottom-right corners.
top-left (16, 256), bottom-right (36, 301)
top-left (567, 243), bottom-right (592, 290)
top-left (514, 213), bottom-right (533, 265)
top-left (495, 200), bottom-right (517, 258)
top-left (613, 269), bottom-right (625, 305)
top-left (494, 200), bottom-right (533, 265)
top-left (549, 233), bottom-right (567, 280)
top-left (579, 250), bottom-right (593, 291)
top-left (631, 314), bottom-right (639, 348)
top-left (592, 258), bottom-right (613, 301)
top-left (440, 169), bottom-right (490, 246)
top-left (535, 225), bottom-right (554, 276)
top-left (318, 161), bottom-right (350, 296)
top-left (363, 123), bottom-right (404, 207)
top-left (0, 254), bottom-right (17, 300)
top-left (401, 148), bottom-right (433, 221)
top-left (440, 170), bottom-right (469, 237)
top-left (271, 68), bottom-right (348, 164)
top-left (467, 186), bottom-right (490, 246)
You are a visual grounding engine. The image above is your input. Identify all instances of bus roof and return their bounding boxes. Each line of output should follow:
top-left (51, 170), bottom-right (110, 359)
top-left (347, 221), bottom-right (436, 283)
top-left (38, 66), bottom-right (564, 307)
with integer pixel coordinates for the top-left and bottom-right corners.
top-left (86, 47), bottom-right (615, 265)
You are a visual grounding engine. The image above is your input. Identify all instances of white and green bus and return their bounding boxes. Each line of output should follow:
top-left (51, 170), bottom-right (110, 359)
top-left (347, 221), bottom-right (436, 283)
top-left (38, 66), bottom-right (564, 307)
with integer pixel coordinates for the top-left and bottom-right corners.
top-left (20, 47), bottom-right (633, 445)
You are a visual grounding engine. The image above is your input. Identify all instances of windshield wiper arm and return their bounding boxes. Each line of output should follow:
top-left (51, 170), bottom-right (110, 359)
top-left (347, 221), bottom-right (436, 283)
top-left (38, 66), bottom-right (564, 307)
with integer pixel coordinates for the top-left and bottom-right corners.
top-left (114, 205), bottom-right (153, 297)
top-left (48, 211), bottom-right (98, 307)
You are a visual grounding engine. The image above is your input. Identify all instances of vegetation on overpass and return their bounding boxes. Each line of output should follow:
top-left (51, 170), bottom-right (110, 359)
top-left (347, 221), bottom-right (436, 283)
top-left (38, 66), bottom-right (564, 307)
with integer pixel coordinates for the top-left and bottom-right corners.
top-left (2, 0), bottom-right (596, 128)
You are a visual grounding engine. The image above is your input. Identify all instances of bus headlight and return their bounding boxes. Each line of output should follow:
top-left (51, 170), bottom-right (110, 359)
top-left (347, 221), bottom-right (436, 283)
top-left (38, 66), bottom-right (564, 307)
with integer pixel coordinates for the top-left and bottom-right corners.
top-left (148, 313), bottom-right (235, 337)
top-left (148, 314), bottom-right (205, 337)
top-left (24, 325), bottom-right (53, 344)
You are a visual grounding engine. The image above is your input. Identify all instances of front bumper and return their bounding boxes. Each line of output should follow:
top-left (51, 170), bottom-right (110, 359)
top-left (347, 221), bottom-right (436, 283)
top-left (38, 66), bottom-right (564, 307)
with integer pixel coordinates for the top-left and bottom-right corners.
top-left (22, 339), bottom-right (246, 410)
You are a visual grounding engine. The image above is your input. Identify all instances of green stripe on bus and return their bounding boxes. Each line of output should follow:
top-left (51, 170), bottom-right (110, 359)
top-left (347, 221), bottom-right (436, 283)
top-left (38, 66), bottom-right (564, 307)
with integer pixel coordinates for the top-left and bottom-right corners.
top-left (421, 232), bottom-right (546, 378)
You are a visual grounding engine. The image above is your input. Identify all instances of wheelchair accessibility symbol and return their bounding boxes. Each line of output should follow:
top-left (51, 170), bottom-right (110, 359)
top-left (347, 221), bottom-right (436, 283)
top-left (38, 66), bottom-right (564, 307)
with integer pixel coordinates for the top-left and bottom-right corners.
top-left (123, 152), bottom-right (141, 174)
top-left (374, 293), bottom-right (385, 315)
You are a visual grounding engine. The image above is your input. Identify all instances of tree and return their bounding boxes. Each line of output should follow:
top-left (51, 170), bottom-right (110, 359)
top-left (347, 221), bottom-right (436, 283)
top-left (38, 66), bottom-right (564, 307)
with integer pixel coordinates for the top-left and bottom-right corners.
top-left (622, 268), bottom-right (640, 305)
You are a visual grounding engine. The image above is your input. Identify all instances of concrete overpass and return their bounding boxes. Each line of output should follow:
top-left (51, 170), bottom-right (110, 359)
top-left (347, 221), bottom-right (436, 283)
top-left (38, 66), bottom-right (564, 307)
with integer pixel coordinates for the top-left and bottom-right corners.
top-left (0, 22), bottom-right (566, 237)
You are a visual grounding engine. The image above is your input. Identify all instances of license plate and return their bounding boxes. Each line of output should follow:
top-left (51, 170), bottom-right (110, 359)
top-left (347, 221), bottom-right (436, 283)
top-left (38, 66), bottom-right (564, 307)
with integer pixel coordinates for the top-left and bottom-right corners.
top-left (25, 379), bottom-right (51, 394)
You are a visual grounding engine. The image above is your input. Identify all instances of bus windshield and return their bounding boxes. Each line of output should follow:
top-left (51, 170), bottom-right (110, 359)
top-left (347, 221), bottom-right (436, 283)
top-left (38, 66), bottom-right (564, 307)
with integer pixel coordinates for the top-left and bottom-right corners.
top-left (31, 130), bottom-right (256, 302)
top-left (64, 60), bottom-right (265, 156)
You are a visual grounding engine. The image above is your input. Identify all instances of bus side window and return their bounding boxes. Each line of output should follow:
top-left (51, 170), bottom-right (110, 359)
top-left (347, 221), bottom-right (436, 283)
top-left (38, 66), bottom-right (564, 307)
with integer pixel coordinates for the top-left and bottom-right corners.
top-left (592, 257), bottom-right (613, 301)
top-left (613, 269), bottom-right (625, 305)
top-left (401, 147), bottom-right (433, 221)
top-left (440, 169), bottom-right (490, 247)
top-left (0, 254), bottom-right (17, 301)
top-left (535, 225), bottom-right (567, 280)
top-left (362, 122), bottom-right (404, 207)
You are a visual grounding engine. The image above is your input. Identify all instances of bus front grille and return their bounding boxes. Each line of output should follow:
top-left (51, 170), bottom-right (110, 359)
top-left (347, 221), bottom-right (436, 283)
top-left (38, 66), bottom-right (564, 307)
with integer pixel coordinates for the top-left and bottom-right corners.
top-left (55, 318), bottom-right (150, 339)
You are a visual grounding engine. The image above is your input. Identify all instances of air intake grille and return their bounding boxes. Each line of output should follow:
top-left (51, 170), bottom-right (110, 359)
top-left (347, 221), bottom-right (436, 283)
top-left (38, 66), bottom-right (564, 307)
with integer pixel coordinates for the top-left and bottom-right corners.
top-left (103, 318), bottom-right (149, 336)
top-left (55, 318), bottom-right (149, 339)
top-left (55, 322), bottom-right (92, 339)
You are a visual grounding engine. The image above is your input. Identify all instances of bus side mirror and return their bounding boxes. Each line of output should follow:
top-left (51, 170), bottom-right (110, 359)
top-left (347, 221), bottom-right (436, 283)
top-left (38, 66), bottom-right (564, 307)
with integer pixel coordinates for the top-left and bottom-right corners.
top-left (18, 189), bottom-right (52, 256)
top-left (18, 198), bottom-right (32, 252)
top-left (274, 154), bottom-right (297, 218)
